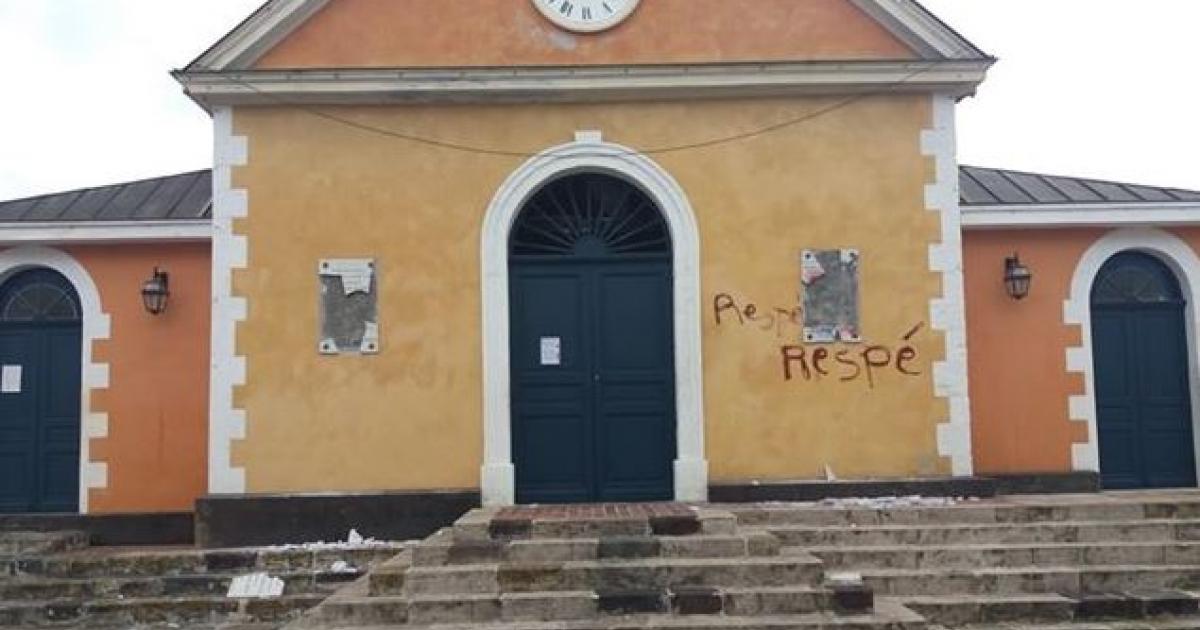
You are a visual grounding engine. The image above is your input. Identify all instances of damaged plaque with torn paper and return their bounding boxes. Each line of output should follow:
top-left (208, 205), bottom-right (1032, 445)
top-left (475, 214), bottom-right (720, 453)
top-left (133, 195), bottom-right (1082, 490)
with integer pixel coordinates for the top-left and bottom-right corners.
top-left (801, 249), bottom-right (862, 344)
top-left (319, 258), bottom-right (380, 355)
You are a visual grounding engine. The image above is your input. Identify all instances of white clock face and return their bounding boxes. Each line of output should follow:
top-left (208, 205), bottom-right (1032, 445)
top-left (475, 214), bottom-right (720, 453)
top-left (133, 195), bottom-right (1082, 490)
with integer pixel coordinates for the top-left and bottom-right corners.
top-left (532, 0), bottom-right (642, 33)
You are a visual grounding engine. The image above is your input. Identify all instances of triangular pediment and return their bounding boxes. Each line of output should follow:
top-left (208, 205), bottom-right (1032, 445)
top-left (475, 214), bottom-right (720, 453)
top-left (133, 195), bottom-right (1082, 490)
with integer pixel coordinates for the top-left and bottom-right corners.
top-left (187, 0), bottom-right (987, 72)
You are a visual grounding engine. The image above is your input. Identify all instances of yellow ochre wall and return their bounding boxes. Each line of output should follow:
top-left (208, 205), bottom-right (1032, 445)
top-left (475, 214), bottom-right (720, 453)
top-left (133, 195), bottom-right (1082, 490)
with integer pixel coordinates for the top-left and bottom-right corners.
top-left (229, 94), bottom-right (948, 492)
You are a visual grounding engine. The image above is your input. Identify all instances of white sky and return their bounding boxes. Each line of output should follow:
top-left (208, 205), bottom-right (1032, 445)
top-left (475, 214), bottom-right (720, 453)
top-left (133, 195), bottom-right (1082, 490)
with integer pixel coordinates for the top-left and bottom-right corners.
top-left (0, 0), bottom-right (1197, 200)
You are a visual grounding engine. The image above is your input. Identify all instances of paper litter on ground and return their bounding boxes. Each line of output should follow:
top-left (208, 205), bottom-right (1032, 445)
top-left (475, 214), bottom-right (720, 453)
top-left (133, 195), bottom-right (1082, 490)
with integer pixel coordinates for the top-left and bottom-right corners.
top-left (227, 572), bottom-right (285, 599)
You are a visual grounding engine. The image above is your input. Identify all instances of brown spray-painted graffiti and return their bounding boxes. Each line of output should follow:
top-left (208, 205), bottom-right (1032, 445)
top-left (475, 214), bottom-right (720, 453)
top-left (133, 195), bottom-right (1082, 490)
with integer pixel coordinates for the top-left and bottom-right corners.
top-left (713, 292), bottom-right (925, 387)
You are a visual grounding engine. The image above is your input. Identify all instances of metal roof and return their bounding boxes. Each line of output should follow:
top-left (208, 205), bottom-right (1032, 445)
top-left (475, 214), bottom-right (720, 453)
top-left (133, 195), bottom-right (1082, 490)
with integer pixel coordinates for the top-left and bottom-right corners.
top-left (0, 171), bottom-right (211, 223)
top-left (2, 166), bottom-right (1198, 228)
top-left (960, 165), bottom-right (1200, 206)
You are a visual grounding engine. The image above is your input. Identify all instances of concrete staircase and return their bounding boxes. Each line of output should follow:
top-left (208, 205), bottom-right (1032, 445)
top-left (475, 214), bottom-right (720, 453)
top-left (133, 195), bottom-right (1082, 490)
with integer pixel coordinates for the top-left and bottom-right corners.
top-left (726, 492), bottom-right (1200, 629)
top-left (0, 530), bottom-right (405, 627)
top-left (290, 503), bottom-right (926, 629)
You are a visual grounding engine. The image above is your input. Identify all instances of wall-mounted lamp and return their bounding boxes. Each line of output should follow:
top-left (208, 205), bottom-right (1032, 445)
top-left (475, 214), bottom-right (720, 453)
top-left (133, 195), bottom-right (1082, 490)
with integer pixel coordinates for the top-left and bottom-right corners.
top-left (1004, 254), bottom-right (1033, 300)
top-left (141, 268), bottom-right (170, 315)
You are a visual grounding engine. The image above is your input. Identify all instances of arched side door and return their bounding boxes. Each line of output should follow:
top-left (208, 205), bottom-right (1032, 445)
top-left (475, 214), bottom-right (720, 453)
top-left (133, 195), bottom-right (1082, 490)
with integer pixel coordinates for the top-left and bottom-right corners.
top-left (1092, 252), bottom-right (1197, 489)
top-left (509, 173), bottom-right (676, 504)
top-left (0, 269), bottom-right (83, 513)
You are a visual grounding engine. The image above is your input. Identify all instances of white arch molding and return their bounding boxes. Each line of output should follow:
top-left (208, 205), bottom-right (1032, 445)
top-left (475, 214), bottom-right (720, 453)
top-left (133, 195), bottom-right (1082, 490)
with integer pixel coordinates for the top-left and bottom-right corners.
top-left (0, 246), bottom-right (111, 513)
top-left (480, 131), bottom-right (708, 506)
top-left (1064, 227), bottom-right (1200, 485)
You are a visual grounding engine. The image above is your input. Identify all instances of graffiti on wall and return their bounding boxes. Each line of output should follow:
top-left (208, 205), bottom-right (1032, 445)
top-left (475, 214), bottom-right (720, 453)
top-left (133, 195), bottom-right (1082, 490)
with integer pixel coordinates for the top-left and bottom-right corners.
top-left (713, 291), bottom-right (925, 388)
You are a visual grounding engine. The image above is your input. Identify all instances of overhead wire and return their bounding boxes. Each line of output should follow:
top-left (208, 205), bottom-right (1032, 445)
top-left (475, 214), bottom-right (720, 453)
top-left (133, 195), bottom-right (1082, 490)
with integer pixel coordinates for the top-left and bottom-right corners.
top-left (216, 62), bottom-right (940, 160)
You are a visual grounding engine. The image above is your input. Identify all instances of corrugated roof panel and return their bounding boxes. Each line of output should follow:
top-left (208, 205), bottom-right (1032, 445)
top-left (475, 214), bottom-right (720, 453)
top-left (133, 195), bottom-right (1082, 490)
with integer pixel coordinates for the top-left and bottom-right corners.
top-left (1004, 172), bottom-right (1070, 204)
top-left (22, 191), bottom-right (83, 221)
top-left (0, 199), bottom-right (37, 222)
top-left (97, 178), bottom-right (162, 220)
top-left (57, 186), bottom-right (122, 221)
top-left (1121, 185), bottom-right (1177, 203)
top-left (963, 167), bottom-right (1033, 204)
top-left (1040, 176), bottom-right (1105, 203)
top-left (132, 173), bottom-right (197, 220)
top-left (1083, 181), bottom-right (1139, 203)
top-left (958, 171), bottom-right (998, 204)
top-left (1167, 189), bottom-right (1200, 202)
top-left (169, 173), bottom-right (213, 219)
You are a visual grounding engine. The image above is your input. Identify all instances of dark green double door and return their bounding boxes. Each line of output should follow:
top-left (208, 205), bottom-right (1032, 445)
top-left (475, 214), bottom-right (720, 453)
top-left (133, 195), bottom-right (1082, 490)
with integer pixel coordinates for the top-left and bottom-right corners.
top-left (1093, 252), bottom-right (1197, 489)
top-left (0, 269), bottom-right (83, 513)
top-left (510, 261), bottom-right (676, 503)
top-left (508, 172), bottom-right (677, 504)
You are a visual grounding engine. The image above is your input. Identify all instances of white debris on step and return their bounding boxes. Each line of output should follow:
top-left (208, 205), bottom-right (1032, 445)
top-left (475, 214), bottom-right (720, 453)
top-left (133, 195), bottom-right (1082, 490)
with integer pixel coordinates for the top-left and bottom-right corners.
top-left (227, 572), bottom-right (286, 599)
top-left (265, 528), bottom-right (399, 551)
top-left (817, 495), bottom-right (963, 509)
top-left (826, 571), bottom-right (864, 586)
top-left (330, 560), bottom-right (358, 574)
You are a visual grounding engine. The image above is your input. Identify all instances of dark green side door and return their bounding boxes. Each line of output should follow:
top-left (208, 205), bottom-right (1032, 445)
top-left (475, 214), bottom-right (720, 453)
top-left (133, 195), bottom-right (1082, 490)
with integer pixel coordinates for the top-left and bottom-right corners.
top-left (509, 173), bottom-right (676, 503)
top-left (1092, 252), bottom-right (1196, 490)
top-left (0, 269), bottom-right (83, 513)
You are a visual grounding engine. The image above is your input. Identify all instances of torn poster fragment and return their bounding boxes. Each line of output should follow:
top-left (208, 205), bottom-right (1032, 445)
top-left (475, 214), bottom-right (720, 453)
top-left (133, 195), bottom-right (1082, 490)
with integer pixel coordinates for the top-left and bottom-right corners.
top-left (801, 249), bottom-right (862, 344)
top-left (319, 258), bottom-right (380, 355)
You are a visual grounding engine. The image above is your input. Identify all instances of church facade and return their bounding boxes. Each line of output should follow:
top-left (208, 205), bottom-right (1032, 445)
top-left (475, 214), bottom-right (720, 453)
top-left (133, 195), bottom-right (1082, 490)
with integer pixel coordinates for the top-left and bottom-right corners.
top-left (2, 0), bottom-right (1199, 519)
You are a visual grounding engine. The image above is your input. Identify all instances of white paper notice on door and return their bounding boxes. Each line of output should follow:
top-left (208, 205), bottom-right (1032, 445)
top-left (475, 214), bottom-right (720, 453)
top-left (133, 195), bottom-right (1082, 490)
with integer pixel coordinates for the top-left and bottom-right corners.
top-left (1, 365), bottom-right (21, 394)
top-left (540, 337), bottom-right (562, 366)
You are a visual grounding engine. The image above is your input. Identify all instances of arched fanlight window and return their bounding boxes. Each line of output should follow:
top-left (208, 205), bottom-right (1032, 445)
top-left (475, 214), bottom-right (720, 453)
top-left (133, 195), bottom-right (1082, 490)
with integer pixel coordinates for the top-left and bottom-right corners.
top-left (1091, 251), bottom-right (1183, 306)
top-left (510, 173), bottom-right (670, 258)
top-left (0, 269), bottom-right (82, 323)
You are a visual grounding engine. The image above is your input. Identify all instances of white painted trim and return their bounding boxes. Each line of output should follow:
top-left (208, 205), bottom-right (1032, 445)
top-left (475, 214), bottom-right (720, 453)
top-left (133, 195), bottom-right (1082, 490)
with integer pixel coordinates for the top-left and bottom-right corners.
top-left (1064, 227), bottom-right (1200, 481)
top-left (922, 94), bottom-right (973, 477)
top-left (188, 0), bottom-right (333, 71)
top-left (849, 0), bottom-right (986, 59)
top-left (963, 204), bottom-right (1200, 229)
top-left (0, 246), bottom-right (111, 514)
top-left (480, 131), bottom-right (707, 506)
top-left (208, 108), bottom-right (249, 494)
top-left (178, 60), bottom-right (993, 107)
top-left (0, 221), bottom-right (211, 244)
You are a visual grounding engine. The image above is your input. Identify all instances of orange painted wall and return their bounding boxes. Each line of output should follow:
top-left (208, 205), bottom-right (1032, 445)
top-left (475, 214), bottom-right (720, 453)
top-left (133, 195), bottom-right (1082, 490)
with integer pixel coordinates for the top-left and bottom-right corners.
top-left (65, 243), bottom-right (210, 513)
top-left (964, 229), bottom-right (1102, 474)
top-left (255, 0), bottom-right (915, 69)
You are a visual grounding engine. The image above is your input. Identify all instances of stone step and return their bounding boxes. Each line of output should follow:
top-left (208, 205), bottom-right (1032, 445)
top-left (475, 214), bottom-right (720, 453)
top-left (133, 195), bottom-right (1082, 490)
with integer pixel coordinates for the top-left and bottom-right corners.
top-left (896, 594), bottom-right (1076, 626)
top-left (308, 585), bottom-right (836, 627)
top-left (0, 593), bottom-right (326, 626)
top-left (955, 620), bottom-right (1200, 630)
top-left (768, 519), bottom-right (1200, 547)
top-left (808, 541), bottom-right (1200, 570)
top-left (453, 508), bottom-right (738, 543)
top-left (728, 499), bottom-right (1200, 528)
top-left (862, 565), bottom-right (1200, 597)
top-left (413, 533), bottom-right (780, 567)
top-left (394, 555), bottom-right (826, 596)
top-left (0, 568), bottom-right (361, 601)
top-left (10, 545), bottom-right (404, 578)
top-left (314, 599), bottom-right (928, 629)
top-left (0, 531), bottom-right (88, 557)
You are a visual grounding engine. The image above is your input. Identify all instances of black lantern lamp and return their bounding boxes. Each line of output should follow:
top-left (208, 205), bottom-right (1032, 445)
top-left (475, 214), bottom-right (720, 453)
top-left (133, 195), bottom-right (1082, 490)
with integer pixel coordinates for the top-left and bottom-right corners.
top-left (1004, 254), bottom-right (1033, 300)
top-left (141, 268), bottom-right (170, 315)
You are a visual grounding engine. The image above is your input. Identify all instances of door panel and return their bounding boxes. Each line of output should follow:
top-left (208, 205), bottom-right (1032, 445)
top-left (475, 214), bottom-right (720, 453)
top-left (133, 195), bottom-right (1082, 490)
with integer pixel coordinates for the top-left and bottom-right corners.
top-left (0, 326), bottom-right (81, 513)
top-left (511, 262), bottom-right (675, 503)
top-left (1093, 253), bottom-right (1196, 490)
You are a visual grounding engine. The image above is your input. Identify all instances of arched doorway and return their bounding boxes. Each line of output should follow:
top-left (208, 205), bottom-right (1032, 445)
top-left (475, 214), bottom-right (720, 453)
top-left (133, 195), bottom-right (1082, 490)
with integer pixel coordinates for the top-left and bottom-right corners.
top-left (1092, 251), bottom-right (1197, 489)
top-left (0, 268), bottom-right (83, 513)
top-left (508, 172), bottom-right (676, 503)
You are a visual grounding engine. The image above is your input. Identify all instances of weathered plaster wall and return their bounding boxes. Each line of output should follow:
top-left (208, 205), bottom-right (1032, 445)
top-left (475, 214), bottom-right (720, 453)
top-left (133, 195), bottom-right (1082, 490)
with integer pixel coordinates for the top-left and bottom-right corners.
top-left (70, 243), bottom-right (211, 513)
top-left (255, 0), bottom-right (915, 69)
top-left (963, 229), bottom-right (1101, 475)
top-left (230, 94), bottom-right (947, 492)
top-left (0, 243), bottom-right (211, 513)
